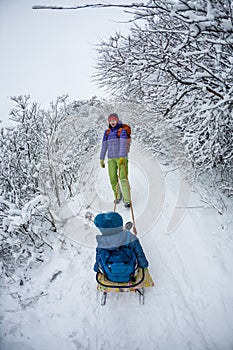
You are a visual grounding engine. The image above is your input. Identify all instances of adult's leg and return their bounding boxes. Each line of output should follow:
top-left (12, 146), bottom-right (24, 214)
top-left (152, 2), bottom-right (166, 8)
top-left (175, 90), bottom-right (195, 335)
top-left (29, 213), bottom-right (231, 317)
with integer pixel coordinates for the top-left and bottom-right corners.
top-left (118, 158), bottom-right (130, 203)
top-left (108, 158), bottom-right (121, 199)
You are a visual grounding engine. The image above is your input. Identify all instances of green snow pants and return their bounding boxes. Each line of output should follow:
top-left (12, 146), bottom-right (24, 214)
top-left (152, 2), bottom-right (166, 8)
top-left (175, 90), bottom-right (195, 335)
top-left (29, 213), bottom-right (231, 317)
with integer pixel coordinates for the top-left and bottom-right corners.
top-left (108, 158), bottom-right (131, 203)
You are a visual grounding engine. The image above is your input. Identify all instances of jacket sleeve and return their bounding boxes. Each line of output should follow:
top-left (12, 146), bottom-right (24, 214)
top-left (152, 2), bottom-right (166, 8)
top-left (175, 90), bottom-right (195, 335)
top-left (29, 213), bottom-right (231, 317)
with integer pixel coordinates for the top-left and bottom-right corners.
top-left (132, 239), bottom-right (149, 268)
top-left (100, 131), bottom-right (108, 160)
top-left (119, 128), bottom-right (128, 158)
top-left (93, 247), bottom-right (102, 272)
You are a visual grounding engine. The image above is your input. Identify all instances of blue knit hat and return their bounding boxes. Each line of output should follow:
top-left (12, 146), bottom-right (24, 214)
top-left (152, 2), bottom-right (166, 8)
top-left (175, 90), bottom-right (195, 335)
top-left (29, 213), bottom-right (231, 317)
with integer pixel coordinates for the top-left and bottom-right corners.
top-left (94, 212), bottom-right (123, 235)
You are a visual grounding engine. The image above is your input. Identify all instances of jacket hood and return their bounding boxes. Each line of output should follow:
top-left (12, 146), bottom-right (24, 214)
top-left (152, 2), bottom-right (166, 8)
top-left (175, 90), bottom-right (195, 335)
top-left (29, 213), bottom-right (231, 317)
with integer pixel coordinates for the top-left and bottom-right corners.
top-left (96, 230), bottom-right (137, 249)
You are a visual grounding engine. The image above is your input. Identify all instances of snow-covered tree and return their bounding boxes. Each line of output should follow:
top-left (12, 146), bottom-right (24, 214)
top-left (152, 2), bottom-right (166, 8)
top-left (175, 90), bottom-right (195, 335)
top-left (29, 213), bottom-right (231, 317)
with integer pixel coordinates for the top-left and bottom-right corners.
top-left (0, 95), bottom-right (76, 281)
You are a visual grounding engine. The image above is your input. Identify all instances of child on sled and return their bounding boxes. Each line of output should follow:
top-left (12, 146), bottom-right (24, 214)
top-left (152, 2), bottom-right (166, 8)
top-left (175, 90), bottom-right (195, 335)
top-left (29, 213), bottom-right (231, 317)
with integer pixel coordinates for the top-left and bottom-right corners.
top-left (93, 211), bottom-right (148, 282)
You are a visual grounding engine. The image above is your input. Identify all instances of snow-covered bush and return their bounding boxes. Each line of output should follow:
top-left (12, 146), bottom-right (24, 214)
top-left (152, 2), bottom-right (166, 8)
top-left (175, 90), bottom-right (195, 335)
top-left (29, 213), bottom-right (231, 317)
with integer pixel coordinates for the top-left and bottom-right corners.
top-left (0, 96), bottom-right (62, 280)
top-left (0, 195), bottom-right (54, 280)
top-left (0, 95), bottom-right (101, 281)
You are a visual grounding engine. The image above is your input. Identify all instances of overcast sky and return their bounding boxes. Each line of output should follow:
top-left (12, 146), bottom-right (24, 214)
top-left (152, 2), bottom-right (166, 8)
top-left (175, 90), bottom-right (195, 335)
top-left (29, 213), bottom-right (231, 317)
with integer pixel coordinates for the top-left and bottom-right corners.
top-left (0, 0), bottom-right (133, 125)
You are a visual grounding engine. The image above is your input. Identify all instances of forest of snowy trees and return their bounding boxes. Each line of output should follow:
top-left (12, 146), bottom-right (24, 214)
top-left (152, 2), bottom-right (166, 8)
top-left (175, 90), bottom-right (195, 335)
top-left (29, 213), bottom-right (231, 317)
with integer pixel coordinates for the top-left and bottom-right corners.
top-left (95, 0), bottom-right (233, 194)
top-left (1, 0), bottom-right (232, 281)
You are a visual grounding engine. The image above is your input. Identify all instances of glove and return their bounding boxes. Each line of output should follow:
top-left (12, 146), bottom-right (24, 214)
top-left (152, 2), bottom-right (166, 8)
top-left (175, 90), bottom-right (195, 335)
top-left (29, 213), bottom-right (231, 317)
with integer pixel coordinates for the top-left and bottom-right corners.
top-left (100, 159), bottom-right (105, 168)
top-left (119, 158), bottom-right (125, 166)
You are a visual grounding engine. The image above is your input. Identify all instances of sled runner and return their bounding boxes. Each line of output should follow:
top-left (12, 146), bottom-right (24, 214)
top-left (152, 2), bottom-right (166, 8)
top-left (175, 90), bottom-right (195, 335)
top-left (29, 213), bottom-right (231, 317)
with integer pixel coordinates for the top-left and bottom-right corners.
top-left (96, 267), bottom-right (154, 305)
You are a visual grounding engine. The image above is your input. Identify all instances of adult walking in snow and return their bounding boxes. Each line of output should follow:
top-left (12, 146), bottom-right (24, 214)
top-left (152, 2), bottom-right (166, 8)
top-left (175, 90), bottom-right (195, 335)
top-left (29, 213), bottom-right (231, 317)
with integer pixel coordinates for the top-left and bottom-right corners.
top-left (100, 113), bottom-right (131, 207)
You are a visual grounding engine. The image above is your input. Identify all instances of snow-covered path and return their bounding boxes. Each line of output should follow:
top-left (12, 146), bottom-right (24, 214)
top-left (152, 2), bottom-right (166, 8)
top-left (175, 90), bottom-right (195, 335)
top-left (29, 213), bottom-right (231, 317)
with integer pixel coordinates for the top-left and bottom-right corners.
top-left (1, 143), bottom-right (233, 350)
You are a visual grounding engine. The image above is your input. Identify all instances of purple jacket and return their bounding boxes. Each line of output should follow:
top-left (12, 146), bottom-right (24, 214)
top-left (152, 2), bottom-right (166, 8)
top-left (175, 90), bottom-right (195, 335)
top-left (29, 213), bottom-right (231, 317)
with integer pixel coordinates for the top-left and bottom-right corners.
top-left (100, 122), bottom-right (128, 160)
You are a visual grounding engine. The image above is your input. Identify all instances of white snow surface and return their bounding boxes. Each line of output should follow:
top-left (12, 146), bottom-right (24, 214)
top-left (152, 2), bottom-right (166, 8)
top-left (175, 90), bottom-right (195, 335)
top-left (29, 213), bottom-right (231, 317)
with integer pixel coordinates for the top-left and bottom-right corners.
top-left (1, 143), bottom-right (233, 350)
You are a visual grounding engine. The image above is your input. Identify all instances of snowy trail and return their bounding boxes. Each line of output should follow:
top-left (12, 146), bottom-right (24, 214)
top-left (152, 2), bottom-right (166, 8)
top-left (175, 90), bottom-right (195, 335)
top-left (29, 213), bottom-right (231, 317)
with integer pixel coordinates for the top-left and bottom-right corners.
top-left (54, 142), bottom-right (165, 247)
top-left (1, 143), bottom-right (233, 350)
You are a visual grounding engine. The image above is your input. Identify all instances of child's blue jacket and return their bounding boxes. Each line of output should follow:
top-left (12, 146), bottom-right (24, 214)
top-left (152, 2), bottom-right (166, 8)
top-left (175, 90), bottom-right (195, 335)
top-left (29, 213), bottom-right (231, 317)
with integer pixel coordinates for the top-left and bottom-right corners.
top-left (93, 229), bottom-right (149, 272)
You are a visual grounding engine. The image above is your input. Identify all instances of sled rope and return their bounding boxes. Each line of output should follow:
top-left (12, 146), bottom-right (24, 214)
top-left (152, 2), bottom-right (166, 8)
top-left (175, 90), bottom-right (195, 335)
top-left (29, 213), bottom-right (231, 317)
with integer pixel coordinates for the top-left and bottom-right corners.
top-left (113, 181), bottom-right (118, 213)
top-left (123, 161), bottom-right (137, 235)
top-left (114, 163), bottom-right (121, 213)
top-left (114, 161), bottom-right (137, 235)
